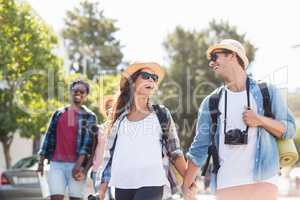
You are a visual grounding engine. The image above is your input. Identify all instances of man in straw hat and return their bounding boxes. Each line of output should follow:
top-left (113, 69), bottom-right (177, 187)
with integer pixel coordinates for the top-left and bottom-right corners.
top-left (183, 39), bottom-right (296, 200)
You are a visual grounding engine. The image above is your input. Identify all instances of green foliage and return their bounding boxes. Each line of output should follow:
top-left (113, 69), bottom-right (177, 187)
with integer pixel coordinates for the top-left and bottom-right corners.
top-left (0, 0), bottom-right (63, 167)
top-left (61, 1), bottom-right (123, 79)
top-left (161, 20), bottom-right (257, 150)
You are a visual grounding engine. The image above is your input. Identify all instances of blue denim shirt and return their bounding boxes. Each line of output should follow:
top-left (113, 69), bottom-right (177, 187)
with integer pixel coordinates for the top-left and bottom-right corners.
top-left (38, 105), bottom-right (97, 161)
top-left (187, 78), bottom-right (296, 192)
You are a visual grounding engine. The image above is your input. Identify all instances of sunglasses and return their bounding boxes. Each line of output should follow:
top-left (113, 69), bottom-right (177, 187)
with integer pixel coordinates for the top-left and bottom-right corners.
top-left (138, 71), bottom-right (159, 82)
top-left (209, 51), bottom-right (228, 62)
top-left (72, 88), bottom-right (87, 94)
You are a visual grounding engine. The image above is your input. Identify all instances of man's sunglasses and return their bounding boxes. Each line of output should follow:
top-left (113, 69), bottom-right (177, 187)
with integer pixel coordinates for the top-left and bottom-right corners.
top-left (72, 88), bottom-right (87, 94)
top-left (209, 51), bottom-right (228, 62)
top-left (138, 71), bottom-right (159, 82)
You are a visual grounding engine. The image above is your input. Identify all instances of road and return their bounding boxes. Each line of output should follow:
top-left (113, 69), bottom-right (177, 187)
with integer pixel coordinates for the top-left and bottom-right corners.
top-left (175, 194), bottom-right (300, 200)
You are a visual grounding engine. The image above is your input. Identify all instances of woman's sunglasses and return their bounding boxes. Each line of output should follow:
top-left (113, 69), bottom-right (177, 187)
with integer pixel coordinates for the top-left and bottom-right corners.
top-left (138, 71), bottom-right (159, 82)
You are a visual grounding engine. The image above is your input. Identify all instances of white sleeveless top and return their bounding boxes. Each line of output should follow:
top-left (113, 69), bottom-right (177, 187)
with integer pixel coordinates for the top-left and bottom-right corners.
top-left (109, 113), bottom-right (168, 189)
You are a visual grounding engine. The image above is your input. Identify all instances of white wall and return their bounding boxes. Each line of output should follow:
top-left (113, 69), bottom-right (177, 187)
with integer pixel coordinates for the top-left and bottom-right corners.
top-left (0, 133), bottom-right (33, 170)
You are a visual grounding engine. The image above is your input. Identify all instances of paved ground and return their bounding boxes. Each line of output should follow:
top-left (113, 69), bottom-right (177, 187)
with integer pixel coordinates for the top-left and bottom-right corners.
top-left (175, 194), bottom-right (300, 200)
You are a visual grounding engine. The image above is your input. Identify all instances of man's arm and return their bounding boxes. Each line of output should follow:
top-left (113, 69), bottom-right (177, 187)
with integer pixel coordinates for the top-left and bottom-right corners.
top-left (184, 96), bottom-right (212, 192)
top-left (243, 109), bottom-right (286, 138)
top-left (37, 111), bottom-right (59, 176)
top-left (97, 182), bottom-right (108, 200)
top-left (243, 84), bottom-right (296, 139)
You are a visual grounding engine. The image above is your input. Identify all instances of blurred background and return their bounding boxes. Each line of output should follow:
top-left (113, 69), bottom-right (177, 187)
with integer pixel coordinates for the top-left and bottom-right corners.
top-left (1, 0), bottom-right (300, 199)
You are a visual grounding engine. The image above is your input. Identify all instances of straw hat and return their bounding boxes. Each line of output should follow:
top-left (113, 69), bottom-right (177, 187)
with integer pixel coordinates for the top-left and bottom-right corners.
top-left (120, 62), bottom-right (166, 88)
top-left (206, 39), bottom-right (249, 67)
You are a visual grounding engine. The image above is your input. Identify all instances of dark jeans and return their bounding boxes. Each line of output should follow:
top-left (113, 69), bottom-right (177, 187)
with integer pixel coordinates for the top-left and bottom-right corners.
top-left (115, 186), bottom-right (164, 200)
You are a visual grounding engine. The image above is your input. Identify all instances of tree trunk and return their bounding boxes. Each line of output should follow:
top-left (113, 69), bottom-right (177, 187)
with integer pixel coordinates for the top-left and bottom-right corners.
top-left (1, 136), bottom-right (13, 169)
top-left (32, 134), bottom-right (41, 155)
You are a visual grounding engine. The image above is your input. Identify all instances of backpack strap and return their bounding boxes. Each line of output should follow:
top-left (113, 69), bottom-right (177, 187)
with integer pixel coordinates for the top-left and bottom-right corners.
top-left (258, 82), bottom-right (275, 119)
top-left (201, 89), bottom-right (222, 176)
top-left (152, 104), bottom-right (170, 157)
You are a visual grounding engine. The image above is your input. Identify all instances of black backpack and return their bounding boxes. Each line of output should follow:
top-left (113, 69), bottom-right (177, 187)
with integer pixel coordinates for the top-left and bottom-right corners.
top-left (152, 104), bottom-right (171, 157)
top-left (201, 82), bottom-right (275, 176)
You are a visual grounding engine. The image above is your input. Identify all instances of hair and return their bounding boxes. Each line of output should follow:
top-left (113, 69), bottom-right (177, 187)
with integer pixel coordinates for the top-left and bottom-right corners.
top-left (70, 79), bottom-right (90, 94)
top-left (218, 49), bottom-right (245, 69)
top-left (110, 70), bottom-right (142, 127)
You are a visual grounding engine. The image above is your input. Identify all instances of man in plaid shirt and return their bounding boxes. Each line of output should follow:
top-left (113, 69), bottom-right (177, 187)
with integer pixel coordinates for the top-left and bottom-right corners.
top-left (37, 79), bottom-right (97, 200)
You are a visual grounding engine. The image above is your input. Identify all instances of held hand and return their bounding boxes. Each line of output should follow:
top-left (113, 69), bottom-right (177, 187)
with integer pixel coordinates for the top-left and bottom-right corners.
top-left (243, 107), bottom-right (262, 127)
top-left (98, 192), bottom-right (105, 200)
top-left (72, 165), bottom-right (86, 181)
top-left (182, 182), bottom-right (197, 200)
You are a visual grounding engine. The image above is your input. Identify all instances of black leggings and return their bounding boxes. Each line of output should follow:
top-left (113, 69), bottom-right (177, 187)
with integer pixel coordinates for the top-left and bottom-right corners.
top-left (115, 186), bottom-right (164, 200)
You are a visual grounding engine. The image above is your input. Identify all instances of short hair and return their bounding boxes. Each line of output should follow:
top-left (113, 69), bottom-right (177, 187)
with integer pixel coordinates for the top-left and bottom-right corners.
top-left (70, 79), bottom-right (90, 94)
top-left (217, 49), bottom-right (245, 69)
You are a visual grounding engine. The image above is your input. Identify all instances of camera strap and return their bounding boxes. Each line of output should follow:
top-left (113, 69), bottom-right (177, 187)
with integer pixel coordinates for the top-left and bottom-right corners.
top-left (202, 78), bottom-right (275, 177)
top-left (224, 77), bottom-right (250, 134)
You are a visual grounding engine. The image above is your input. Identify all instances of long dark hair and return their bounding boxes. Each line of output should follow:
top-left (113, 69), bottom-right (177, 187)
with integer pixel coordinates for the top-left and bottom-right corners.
top-left (110, 70), bottom-right (142, 127)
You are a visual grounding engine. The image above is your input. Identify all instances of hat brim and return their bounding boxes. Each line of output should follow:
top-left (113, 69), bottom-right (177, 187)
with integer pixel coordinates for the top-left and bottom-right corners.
top-left (122, 62), bottom-right (166, 85)
top-left (206, 44), bottom-right (249, 67)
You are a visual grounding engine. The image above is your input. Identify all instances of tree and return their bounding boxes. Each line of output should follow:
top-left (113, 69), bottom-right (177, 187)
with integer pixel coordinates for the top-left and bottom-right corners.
top-left (61, 0), bottom-right (123, 80)
top-left (0, 0), bottom-right (62, 167)
top-left (161, 20), bottom-right (256, 150)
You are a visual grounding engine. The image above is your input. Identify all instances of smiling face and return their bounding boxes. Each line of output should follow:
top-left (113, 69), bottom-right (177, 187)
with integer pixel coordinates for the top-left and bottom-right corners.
top-left (70, 83), bottom-right (88, 106)
top-left (208, 49), bottom-right (237, 79)
top-left (133, 68), bottom-right (158, 97)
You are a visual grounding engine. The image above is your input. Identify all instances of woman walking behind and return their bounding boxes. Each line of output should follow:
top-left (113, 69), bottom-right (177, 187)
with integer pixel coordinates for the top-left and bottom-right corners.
top-left (90, 96), bottom-right (114, 197)
top-left (95, 62), bottom-right (187, 200)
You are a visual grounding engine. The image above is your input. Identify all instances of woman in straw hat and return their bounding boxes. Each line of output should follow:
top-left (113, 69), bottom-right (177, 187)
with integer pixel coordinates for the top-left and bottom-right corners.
top-left (95, 62), bottom-right (190, 200)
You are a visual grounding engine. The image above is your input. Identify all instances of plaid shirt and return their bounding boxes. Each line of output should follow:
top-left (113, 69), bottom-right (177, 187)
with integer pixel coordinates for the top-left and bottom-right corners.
top-left (38, 105), bottom-right (97, 161)
top-left (95, 103), bottom-right (183, 196)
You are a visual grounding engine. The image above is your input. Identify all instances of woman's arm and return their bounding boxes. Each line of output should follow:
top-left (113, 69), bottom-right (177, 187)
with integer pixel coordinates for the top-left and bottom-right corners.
top-left (173, 155), bottom-right (187, 177)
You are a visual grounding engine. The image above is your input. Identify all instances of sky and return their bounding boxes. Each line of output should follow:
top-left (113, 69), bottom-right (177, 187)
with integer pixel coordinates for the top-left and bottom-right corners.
top-left (25, 0), bottom-right (300, 89)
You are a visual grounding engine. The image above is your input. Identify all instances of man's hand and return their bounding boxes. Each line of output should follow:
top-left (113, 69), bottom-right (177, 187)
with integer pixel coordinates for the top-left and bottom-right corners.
top-left (182, 182), bottom-right (197, 200)
top-left (98, 192), bottom-right (105, 200)
top-left (36, 156), bottom-right (45, 176)
top-left (72, 165), bottom-right (86, 181)
top-left (36, 162), bottom-right (44, 176)
top-left (243, 107), bottom-right (262, 127)
top-left (97, 182), bottom-right (109, 200)
top-left (72, 155), bottom-right (87, 181)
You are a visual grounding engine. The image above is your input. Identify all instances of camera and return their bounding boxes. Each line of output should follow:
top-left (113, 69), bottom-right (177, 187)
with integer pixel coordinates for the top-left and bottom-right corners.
top-left (224, 129), bottom-right (248, 145)
top-left (87, 194), bottom-right (98, 200)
